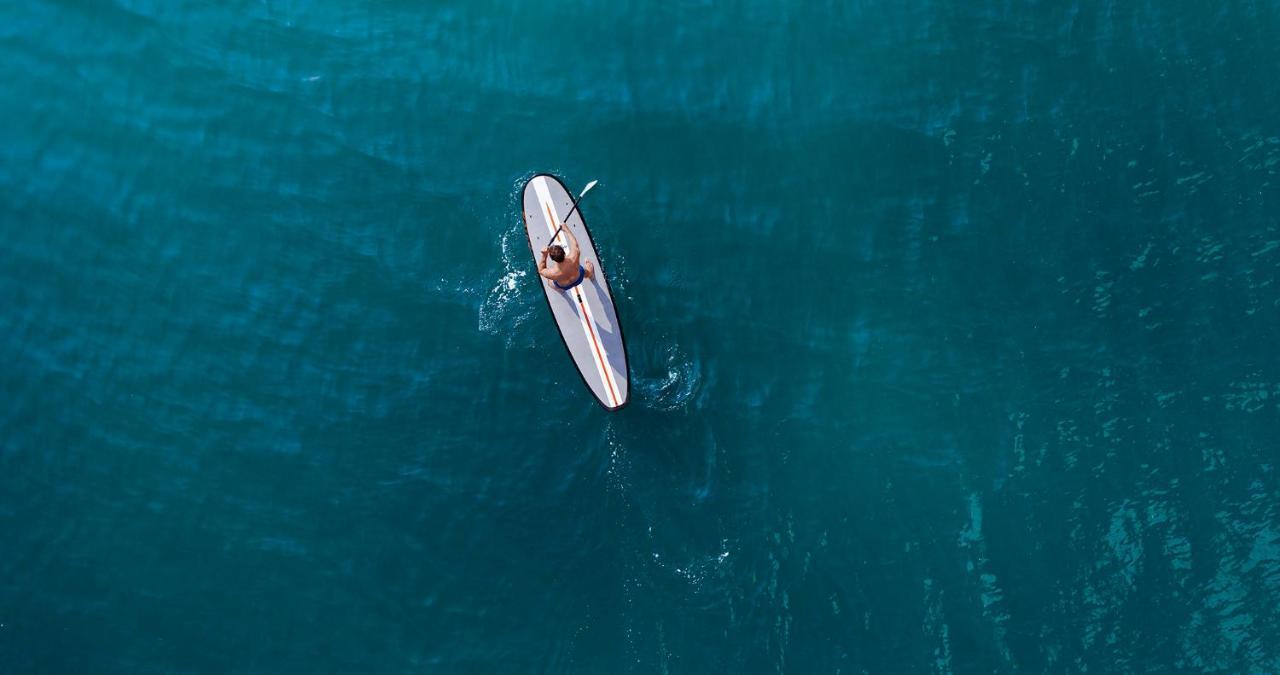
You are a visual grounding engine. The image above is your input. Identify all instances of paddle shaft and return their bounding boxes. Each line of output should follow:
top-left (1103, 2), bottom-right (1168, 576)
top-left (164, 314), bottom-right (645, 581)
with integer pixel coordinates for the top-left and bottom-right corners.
top-left (546, 198), bottom-right (584, 246)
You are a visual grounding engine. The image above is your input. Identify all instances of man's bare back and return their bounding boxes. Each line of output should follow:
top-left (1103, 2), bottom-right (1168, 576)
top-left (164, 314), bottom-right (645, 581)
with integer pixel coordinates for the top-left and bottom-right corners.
top-left (538, 224), bottom-right (595, 290)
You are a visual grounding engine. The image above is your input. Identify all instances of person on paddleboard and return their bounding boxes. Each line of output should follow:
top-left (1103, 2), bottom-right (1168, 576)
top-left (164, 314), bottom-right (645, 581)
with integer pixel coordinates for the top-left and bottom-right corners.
top-left (538, 225), bottom-right (594, 291)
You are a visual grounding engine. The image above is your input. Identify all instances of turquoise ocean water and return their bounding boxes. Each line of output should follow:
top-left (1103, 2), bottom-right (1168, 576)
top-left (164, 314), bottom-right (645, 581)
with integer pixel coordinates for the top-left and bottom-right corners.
top-left (4, 1), bottom-right (1280, 672)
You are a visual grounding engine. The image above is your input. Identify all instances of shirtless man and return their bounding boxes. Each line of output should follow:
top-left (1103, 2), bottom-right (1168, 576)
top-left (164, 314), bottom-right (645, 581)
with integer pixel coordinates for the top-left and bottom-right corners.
top-left (538, 224), bottom-right (594, 291)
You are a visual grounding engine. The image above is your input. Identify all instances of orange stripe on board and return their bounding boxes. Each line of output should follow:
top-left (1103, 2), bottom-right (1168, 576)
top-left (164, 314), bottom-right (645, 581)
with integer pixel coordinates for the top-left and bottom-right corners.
top-left (576, 289), bottom-right (620, 407)
top-left (545, 204), bottom-right (564, 246)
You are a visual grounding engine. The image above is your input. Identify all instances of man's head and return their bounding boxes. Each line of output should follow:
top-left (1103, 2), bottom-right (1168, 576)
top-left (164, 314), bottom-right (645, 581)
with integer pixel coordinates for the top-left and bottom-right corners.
top-left (548, 244), bottom-right (566, 262)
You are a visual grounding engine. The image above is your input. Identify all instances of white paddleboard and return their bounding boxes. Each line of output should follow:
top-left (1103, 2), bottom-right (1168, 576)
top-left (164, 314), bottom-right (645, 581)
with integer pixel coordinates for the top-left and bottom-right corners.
top-left (521, 174), bottom-right (629, 410)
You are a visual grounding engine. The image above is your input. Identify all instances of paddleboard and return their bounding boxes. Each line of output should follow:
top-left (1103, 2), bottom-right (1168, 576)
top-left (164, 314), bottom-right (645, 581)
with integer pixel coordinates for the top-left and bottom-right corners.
top-left (521, 174), bottom-right (629, 411)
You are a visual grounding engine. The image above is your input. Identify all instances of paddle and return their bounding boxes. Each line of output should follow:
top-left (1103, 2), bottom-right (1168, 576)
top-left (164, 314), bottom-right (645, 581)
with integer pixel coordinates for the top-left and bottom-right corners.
top-left (546, 180), bottom-right (598, 245)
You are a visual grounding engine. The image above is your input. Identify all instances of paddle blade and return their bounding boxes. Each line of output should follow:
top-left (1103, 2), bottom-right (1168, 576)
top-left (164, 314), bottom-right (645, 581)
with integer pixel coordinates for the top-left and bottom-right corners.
top-left (578, 180), bottom-right (598, 198)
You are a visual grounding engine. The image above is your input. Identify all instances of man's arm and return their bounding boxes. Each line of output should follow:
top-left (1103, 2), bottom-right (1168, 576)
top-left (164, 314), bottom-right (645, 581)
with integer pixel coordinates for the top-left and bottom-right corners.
top-left (560, 224), bottom-right (580, 260)
top-left (537, 247), bottom-right (557, 279)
